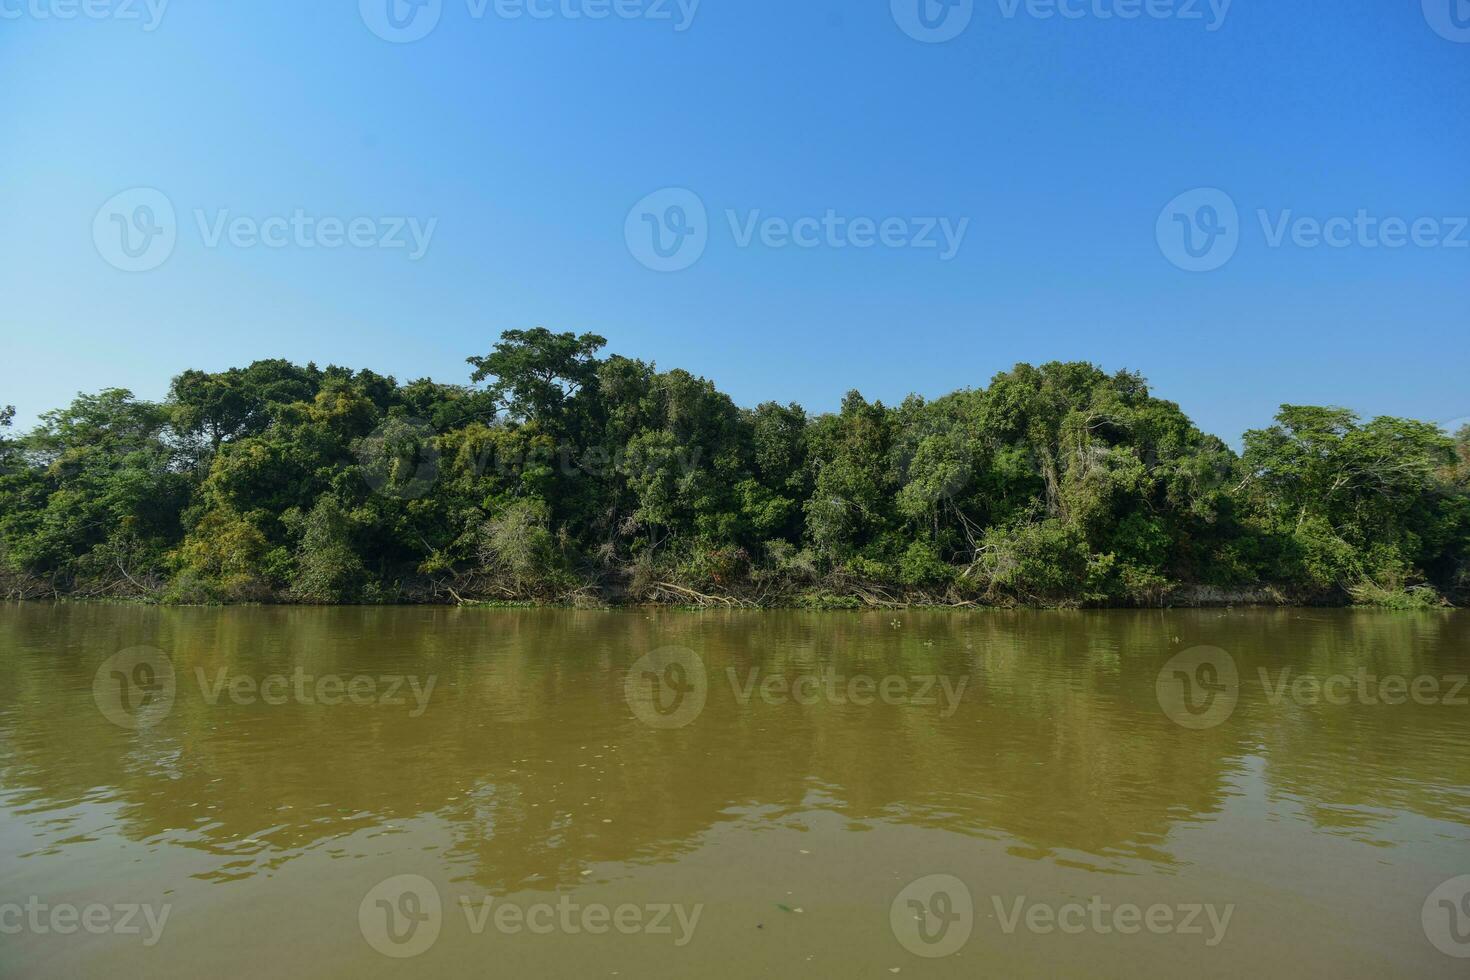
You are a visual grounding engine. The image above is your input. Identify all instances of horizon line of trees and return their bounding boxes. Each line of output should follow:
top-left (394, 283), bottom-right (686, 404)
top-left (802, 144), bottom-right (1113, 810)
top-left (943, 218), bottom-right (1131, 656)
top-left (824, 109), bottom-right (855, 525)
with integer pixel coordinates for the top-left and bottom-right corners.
top-left (2, 329), bottom-right (1466, 608)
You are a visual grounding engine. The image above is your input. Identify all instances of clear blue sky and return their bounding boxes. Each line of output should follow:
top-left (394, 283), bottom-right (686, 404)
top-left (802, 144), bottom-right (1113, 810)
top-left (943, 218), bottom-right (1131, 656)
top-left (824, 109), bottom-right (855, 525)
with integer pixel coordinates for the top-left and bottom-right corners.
top-left (2, 0), bottom-right (1467, 443)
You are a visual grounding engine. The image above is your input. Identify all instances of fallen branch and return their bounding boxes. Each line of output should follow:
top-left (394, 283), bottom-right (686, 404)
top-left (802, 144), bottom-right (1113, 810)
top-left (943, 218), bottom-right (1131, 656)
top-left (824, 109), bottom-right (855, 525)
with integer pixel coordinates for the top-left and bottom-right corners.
top-left (652, 581), bottom-right (745, 607)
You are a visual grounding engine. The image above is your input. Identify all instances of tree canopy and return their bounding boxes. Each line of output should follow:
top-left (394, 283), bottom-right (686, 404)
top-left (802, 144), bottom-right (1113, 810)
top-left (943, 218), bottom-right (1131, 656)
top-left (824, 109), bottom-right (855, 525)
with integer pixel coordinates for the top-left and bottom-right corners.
top-left (2, 332), bottom-right (1464, 608)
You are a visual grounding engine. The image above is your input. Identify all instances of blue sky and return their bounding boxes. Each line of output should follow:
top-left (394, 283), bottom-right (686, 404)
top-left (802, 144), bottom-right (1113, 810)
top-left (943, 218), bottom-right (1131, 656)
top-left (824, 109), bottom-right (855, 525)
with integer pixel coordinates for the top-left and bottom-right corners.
top-left (2, 0), bottom-right (1467, 443)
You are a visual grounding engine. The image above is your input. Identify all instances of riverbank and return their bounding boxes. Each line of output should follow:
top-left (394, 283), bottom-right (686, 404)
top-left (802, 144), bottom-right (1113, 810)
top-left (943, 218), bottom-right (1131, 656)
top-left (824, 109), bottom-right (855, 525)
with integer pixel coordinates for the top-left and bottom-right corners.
top-left (2, 581), bottom-right (1449, 610)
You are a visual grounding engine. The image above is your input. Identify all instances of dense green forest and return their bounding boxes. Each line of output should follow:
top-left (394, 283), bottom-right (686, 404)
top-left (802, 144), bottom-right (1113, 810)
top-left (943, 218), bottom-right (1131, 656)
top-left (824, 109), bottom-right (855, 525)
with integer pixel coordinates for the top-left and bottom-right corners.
top-left (1, 329), bottom-right (1466, 608)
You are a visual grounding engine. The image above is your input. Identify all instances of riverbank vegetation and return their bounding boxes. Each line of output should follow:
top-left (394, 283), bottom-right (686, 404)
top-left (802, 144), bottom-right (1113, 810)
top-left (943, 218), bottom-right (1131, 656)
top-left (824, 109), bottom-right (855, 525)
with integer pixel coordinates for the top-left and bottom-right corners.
top-left (2, 330), bottom-right (1466, 607)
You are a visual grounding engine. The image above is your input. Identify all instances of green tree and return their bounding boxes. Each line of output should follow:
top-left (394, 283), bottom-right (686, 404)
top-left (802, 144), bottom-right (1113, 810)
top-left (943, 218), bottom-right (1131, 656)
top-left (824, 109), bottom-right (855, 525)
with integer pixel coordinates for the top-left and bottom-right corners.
top-left (1, 334), bottom-right (1464, 608)
top-left (467, 328), bottom-right (606, 434)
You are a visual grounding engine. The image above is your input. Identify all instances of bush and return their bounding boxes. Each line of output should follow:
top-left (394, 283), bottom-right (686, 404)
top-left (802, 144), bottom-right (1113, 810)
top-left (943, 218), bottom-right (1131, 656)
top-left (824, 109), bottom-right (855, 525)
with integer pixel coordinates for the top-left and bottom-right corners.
top-left (975, 520), bottom-right (1109, 604)
top-left (898, 540), bottom-right (952, 588)
top-left (287, 496), bottom-right (369, 603)
top-left (475, 500), bottom-right (560, 596)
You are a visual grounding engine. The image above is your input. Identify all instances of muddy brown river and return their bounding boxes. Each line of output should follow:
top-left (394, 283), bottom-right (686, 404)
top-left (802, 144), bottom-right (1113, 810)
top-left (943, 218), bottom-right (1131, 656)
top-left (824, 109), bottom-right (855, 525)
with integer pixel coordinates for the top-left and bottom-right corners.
top-left (1, 604), bottom-right (1467, 977)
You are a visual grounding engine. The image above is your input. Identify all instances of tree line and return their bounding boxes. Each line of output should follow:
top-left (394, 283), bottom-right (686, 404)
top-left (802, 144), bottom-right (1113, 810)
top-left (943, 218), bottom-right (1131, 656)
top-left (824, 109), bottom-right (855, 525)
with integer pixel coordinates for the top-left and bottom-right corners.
top-left (1, 329), bottom-right (1465, 607)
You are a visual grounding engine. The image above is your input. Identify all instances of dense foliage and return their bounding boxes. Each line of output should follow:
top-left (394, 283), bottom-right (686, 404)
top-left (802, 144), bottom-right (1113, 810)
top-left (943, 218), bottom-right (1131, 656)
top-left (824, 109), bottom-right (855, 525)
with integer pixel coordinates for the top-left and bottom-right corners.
top-left (2, 330), bottom-right (1466, 607)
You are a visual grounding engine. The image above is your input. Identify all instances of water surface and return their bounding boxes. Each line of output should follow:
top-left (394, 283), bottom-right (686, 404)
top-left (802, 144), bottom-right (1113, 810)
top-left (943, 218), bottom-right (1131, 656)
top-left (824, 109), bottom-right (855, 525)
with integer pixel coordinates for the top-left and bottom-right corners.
top-left (1, 605), bottom-right (1467, 977)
